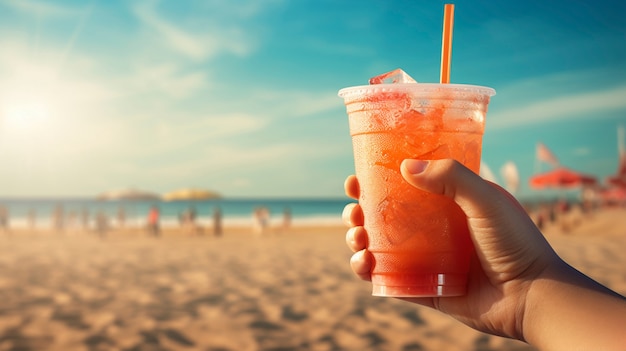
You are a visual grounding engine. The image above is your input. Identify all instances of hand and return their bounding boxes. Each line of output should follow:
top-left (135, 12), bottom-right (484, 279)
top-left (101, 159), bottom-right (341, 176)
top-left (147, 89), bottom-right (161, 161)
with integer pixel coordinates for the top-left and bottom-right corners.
top-left (344, 159), bottom-right (626, 349)
top-left (343, 159), bottom-right (560, 341)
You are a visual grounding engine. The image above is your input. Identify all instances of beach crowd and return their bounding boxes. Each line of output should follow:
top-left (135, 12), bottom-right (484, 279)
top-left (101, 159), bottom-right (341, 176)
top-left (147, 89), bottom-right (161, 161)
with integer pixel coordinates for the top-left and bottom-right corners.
top-left (0, 203), bottom-right (296, 238)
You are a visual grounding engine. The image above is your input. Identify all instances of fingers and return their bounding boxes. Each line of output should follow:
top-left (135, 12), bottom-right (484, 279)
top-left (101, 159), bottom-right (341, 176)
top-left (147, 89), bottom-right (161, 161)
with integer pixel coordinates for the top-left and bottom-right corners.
top-left (342, 203), bottom-right (364, 227)
top-left (344, 175), bottom-right (359, 200)
top-left (343, 202), bottom-right (371, 281)
top-left (350, 250), bottom-right (373, 282)
top-left (345, 226), bottom-right (368, 252)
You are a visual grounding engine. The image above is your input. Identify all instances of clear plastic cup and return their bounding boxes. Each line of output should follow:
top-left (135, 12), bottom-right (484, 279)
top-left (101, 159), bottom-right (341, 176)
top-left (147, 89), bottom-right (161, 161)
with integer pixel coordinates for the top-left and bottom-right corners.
top-left (339, 83), bottom-right (495, 297)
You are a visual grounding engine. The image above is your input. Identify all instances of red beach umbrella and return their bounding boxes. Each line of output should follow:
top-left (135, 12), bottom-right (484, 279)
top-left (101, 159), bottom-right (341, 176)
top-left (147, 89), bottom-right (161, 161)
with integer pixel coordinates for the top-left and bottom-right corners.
top-left (529, 167), bottom-right (597, 190)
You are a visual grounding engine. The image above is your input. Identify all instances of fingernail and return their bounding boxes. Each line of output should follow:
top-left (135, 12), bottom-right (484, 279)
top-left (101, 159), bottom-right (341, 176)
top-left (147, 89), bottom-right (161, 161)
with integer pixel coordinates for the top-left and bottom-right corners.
top-left (403, 159), bottom-right (429, 174)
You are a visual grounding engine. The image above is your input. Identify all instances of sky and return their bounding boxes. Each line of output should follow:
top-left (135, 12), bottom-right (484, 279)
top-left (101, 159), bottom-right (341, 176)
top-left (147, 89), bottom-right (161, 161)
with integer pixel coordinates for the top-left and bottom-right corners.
top-left (0, 0), bottom-right (625, 199)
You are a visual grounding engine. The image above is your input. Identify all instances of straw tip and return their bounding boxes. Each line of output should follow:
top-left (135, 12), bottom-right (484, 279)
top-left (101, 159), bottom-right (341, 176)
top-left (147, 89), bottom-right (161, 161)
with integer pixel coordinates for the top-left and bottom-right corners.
top-left (440, 3), bottom-right (455, 84)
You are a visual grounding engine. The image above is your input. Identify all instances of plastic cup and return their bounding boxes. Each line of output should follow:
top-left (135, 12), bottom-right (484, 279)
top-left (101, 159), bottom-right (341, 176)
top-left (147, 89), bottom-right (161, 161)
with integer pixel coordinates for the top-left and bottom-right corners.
top-left (338, 83), bottom-right (495, 297)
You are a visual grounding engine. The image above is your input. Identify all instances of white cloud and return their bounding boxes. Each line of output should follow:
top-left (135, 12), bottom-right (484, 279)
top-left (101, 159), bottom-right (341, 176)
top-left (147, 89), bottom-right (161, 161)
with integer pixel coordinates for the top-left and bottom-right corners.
top-left (149, 112), bottom-right (270, 152)
top-left (133, 3), bottom-right (209, 61)
top-left (125, 143), bottom-right (292, 190)
top-left (247, 89), bottom-right (342, 119)
top-left (132, 1), bottom-right (256, 61)
top-left (0, 0), bottom-right (85, 18)
top-left (133, 137), bottom-right (348, 195)
top-left (123, 63), bottom-right (210, 99)
top-left (488, 84), bottom-right (626, 130)
top-left (205, 0), bottom-right (284, 19)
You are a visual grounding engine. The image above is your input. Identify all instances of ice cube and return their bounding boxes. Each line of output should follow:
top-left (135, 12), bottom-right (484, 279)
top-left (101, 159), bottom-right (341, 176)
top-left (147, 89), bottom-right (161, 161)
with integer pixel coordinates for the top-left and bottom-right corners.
top-left (369, 68), bottom-right (418, 85)
top-left (378, 196), bottom-right (423, 245)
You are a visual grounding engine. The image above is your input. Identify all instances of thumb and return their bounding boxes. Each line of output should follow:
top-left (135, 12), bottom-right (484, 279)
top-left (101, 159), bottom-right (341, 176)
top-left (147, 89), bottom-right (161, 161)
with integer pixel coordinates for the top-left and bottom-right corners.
top-left (400, 158), bottom-right (558, 287)
top-left (399, 158), bottom-right (552, 277)
top-left (399, 159), bottom-right (521, 220)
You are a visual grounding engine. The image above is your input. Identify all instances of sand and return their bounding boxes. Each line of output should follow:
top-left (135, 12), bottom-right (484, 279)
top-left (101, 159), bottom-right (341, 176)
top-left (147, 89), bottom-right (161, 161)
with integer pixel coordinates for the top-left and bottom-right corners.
top-left (0, 207), bottom-right (624, 351)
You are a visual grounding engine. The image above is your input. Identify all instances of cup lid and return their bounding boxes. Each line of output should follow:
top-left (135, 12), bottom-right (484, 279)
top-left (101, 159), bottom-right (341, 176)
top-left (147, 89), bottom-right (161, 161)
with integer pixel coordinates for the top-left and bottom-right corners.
top-left (338, 83), bottom-right (496, 99)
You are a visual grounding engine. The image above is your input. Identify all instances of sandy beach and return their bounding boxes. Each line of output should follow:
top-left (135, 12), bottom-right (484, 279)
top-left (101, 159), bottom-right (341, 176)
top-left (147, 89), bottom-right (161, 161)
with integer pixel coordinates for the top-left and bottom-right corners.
top-left (0, 207), bottom-right (624, 351)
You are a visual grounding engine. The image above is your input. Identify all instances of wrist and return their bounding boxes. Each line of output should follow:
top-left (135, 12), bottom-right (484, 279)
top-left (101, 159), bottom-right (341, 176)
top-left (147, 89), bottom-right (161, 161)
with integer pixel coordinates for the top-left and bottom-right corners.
top-left (522, 258), bottom-right (626, 350)
top-left (521, 258), bottom-right (568, 346)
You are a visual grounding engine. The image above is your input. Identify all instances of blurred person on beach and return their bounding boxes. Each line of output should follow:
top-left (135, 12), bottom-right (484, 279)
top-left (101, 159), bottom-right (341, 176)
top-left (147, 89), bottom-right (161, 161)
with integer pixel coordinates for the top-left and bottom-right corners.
top-left (67, 210), bottom-right (78, 233)
top-left (147, 205), bottom-right (160, 237)
top-left (252, 207), bottom-right (270, 236)
top-left (0, 205), bottom-right (10, 235)
top-left (213, 206), bottom-right (223, 237)
top-left (96, 211), bottom-right (108, 238)
top-left (252, 208), bottom-right (261, 235)
top-left (282, 207), bottom-right (292, 233)
top-left (343, 159), bottom-right (626, 351)
top-left (188, 206), bottom-right (197, 223)
top-left (117, 207), bottom-right (126, 230)
top-left (81, 208), bottom-right (90, 232)
top-left (188, 206), bottom-right (203, 235)
top-left (27, 208), bottom-right (36, 230)
top-left (179, 207), bottom-right (201, 235)
top-left (52, 204), bottom-right (64, 234)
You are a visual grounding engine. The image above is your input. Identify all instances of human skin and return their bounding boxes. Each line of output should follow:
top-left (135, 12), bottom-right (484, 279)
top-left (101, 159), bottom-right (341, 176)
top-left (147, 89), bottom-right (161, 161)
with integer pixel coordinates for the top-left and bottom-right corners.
top-left (343, 159), bottom-right (626, 350)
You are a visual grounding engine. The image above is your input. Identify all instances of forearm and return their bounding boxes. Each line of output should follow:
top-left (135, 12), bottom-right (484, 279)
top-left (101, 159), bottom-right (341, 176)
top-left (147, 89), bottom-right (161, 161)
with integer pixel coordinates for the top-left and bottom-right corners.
top-left (523, 260), bottom-right (626, 350)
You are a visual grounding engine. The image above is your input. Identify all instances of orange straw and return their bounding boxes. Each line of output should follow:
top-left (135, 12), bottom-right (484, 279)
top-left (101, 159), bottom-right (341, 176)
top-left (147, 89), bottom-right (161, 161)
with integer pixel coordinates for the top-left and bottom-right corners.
top-left (440, 4), bottom-right (455, 84)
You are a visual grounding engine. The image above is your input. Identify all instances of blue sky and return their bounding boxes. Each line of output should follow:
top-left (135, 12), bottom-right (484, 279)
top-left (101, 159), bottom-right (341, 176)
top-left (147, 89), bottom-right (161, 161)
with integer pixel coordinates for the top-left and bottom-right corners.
top-left (0, 0), bottom-right (624, 199)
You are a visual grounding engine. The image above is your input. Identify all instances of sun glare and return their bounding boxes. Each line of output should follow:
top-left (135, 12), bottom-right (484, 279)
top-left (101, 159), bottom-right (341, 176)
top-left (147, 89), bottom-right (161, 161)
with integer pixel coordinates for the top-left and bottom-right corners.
top-left (3, 102), bottom-right (49, 131)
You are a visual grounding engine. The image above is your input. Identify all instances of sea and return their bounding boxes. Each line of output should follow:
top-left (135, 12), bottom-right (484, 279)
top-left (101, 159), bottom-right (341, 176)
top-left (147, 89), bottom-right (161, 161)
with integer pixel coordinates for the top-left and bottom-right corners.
top-left (0, 197), bottom-right (354, 230)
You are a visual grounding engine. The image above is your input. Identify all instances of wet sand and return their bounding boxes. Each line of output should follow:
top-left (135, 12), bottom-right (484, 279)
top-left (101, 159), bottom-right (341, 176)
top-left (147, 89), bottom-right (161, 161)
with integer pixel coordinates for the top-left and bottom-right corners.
top-left (0, 208), bottom-right (624, 351)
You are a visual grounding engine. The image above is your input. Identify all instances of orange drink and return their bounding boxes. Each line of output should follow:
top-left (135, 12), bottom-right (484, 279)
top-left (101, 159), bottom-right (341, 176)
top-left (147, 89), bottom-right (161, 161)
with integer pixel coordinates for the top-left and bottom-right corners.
top-left (339, 82), bottom-right (495, 297)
